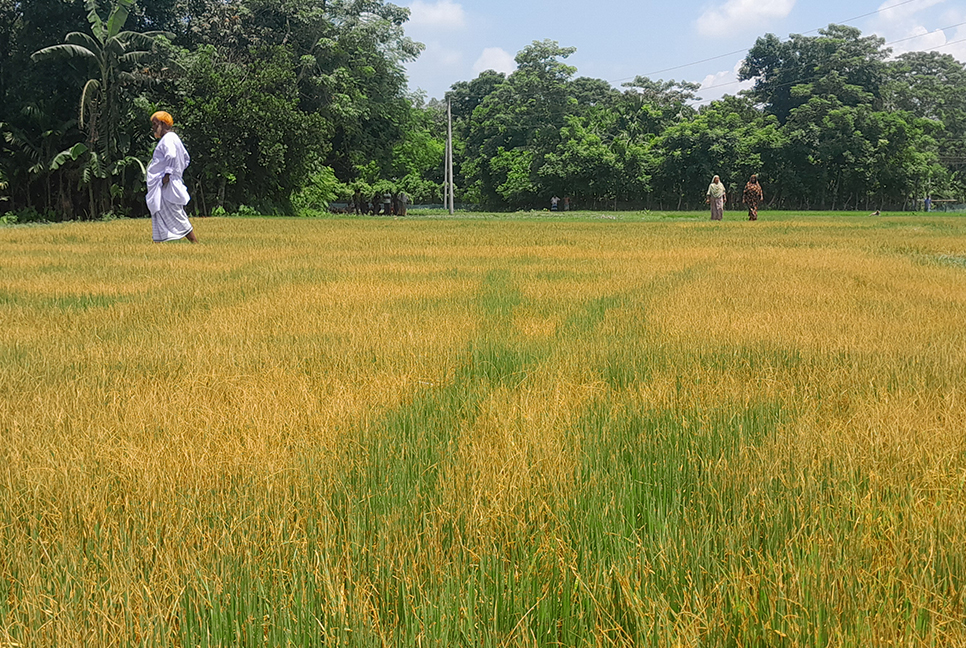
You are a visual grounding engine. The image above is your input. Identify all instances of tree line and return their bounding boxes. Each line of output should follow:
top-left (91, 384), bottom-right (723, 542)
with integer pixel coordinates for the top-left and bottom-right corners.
top-left (444, 30), bottom-right (966, 211)
top-left (1, 1), bottom-right (964, 220)
top-left (1, 0), bottom-right (423, 220)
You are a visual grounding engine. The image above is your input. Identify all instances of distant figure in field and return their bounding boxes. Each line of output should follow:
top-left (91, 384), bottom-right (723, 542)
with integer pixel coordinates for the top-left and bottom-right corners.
top-left (706, 175), bottom-right (726, 221)
top-left (146, 111), bottom-right (197, 243)
top-left (924, 196), bottom-right (932, 212)
top-left (353, 189), bottom-right (364, 215)
top-left (550, 196), bottom-right (559, 211)
top-left (742, 174), bottom-right (763, 221)
top-left (563, 196), bottom-right (571, 211)
top-left (397, 190), bottom-right (409, 216)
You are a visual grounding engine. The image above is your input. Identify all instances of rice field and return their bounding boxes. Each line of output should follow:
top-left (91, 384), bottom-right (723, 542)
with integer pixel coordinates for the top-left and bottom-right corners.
top-left (1, 211), bottom-right (965, 646)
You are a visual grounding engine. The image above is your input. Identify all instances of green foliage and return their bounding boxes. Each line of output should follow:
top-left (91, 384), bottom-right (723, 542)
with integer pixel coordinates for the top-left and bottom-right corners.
top-left (491, 147), bottom-right (536, 206)
top-left (458, 40), bottom-right (579, 207)
top-left (0, 206), bottom-right (58, 224)
top-left (884, 51), bottom-right (966, 194)
top-left (31, 0), bottom-right (172, 218)
top-left (292, 165), bottom-right (340, 215)
top-left (392, 101), bottom-right (445, 179)
top-left (1, 4), bottom-right (965, 217)
top-left (621, 76), bottom-right (701, 112)
top-left (1, 0), bottom-right (426, 219)
top-left (740, 24), bottom-right (890, 123)
top-left (441, 27), bottom-right (962, 211)
top-left (177, 44), bottom-right (327, 214)
top-left (385, 98), bottom-right (445, 202)
top-left (296, 0), bottom-right (424, 180)
top-left (540, 115), bottom-right (620, 204)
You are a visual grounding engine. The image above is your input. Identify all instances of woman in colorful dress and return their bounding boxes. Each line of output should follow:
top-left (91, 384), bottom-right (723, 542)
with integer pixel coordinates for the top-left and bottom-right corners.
top-left (742, 174), bottom-right (763, 221)
top-left (706, 175), bottom-right (726, 221)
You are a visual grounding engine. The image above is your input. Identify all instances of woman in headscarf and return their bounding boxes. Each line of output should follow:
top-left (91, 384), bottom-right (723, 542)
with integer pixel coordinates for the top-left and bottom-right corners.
top-left (146, 111), bottom-right (197, 243)
top-left (706, 175), bottom-right (726, 221)
top-left (742, 174), bottom-right (763, 221)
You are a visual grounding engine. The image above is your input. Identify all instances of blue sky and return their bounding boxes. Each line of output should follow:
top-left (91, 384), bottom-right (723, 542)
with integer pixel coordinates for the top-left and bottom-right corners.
top-left (399, 0), bottom-right (966, 103)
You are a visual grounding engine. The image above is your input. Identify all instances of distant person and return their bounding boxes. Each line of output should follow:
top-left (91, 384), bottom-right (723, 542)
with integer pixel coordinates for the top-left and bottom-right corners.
top-left (706, 175), bottom-right (726, 221)
top-left (924, 196), bottom-right (932, 212)
top-left (563, 196), bottom-right (570, 211)
top-left (353, 189), bottom-right (364, 215)
top-left (146, 111), bottom-right (197, 243)
top-left (551, 196), bottom-right (559, 211)
top-left (398, 190), bottom-right (409, 216)
top-left (742, 174), bottom-right (763, 221)
top-left (382, 192), bottom-right (392, 215)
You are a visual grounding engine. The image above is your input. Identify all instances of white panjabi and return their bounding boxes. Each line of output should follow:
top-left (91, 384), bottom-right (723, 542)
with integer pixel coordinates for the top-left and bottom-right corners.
top-left (146, 131), bottom-right (193, 242)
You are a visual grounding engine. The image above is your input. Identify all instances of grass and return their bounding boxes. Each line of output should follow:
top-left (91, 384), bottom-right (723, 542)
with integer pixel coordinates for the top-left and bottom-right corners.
top-left (1, 211), bottom-right (965, 646)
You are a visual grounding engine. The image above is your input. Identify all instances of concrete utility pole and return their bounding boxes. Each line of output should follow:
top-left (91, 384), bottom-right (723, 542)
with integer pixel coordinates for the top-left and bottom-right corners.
top-left (446, 99), bottom-right (454, 215)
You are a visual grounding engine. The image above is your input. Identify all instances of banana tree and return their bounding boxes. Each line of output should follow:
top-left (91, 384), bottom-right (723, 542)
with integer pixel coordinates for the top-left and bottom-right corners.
top-left (31, 0), bottom-right (170, 217)
top-left (3, 103), bottom-right (78, 214)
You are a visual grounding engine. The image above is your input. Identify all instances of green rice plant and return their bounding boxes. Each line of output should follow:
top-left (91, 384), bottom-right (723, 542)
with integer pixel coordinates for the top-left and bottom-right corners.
top-left (0, 213), bottom-right (964, 646)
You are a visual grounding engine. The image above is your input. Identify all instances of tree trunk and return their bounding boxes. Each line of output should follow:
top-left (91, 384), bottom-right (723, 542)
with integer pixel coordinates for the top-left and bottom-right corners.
top-left (198, 183), bottom-right (207, 217)
top-left (217, 176), bottom-right (227, 210)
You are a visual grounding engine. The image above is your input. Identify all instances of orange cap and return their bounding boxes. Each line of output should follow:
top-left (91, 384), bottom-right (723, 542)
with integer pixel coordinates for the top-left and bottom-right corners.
top-left (151, 111), bottom-right (174, 126)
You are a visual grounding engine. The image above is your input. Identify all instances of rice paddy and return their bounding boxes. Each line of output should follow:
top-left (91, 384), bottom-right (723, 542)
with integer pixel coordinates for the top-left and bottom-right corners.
top-left (1, 212), bottom-right (965, 646)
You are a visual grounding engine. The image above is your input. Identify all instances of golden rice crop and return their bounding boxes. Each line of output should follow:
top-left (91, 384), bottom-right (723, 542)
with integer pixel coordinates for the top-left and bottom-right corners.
top-left (1, 213), bottom-right (964, 646)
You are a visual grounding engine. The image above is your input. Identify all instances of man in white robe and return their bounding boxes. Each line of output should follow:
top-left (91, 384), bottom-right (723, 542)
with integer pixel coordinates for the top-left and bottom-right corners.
top-left (146, 111), bottom-right (198, 243)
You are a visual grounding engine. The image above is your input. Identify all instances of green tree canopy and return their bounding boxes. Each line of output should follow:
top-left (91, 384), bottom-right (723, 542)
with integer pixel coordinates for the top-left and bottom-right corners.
top-left (31, 0), bottom-right (172, 217)
top-left (740, 25), bottom-right (890, 123)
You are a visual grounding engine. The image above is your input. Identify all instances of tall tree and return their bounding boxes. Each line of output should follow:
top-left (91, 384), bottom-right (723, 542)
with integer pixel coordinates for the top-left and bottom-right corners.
top-left (460, 40), bottom-right (577, 207)
top-left (539, 114), bottom-right (620, 208)
top-left (389, 98), bottom-right (446, 203)
top-left (296, 0), bottom-right (423, 180)
top-left (1, 0), bottom-right (88, 218)
top-left (885, 51), bottom-right (966, 190)
top-left (740, 25), bottom-right (890, 123)
top-left (650, 96), bottom-right (782, 209)
top-left (32, 0), bottom-right (171, 217)
top-left (174, 43), bottom-right (327, 213)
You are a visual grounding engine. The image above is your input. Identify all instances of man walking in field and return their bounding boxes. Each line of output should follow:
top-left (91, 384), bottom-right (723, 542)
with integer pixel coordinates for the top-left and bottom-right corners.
top-left (146, 111), bottom-right (197, 243)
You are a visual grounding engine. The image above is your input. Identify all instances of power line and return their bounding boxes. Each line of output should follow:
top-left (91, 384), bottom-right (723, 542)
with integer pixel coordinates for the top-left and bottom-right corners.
top-left (799, 0), bottom-right (927, 34)
top-left (627, 49), bottom-right (750, 80)
top-left (440, 10), bottom-right (965, 104)
top-left (613, 0), bottom-right (938, 84)
top-left (932, 36), bottom-right (966, 53)
top-left (886, 23), bottom-right (966, 48)
top-left (698, 31), bottom-right (966, 94)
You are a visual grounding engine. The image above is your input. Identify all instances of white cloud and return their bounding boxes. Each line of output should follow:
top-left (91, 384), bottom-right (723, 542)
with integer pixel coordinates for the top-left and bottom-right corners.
top-left (404, 41), bottom-right (464, 98)
top-left (420, 41), bottom-right (463, 67)
top-left (696, 59), bottom-right (755, 103)
top-left (408, 0), bottom-right (466, 30)
top-left (928, 23), bottom-right (966, 62)
top-left (696, 0), bottom-right (795, 37)
top-left (889, 26), bottom-right (948, 55)
top-left (868, 1), bottom-right (966, 63)
top-left (869, 0), bottom-right (945, 46)
top-left (874, 0), bottom-right (945, 26)
top-left (473, 48), bottom-right (516, 75)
